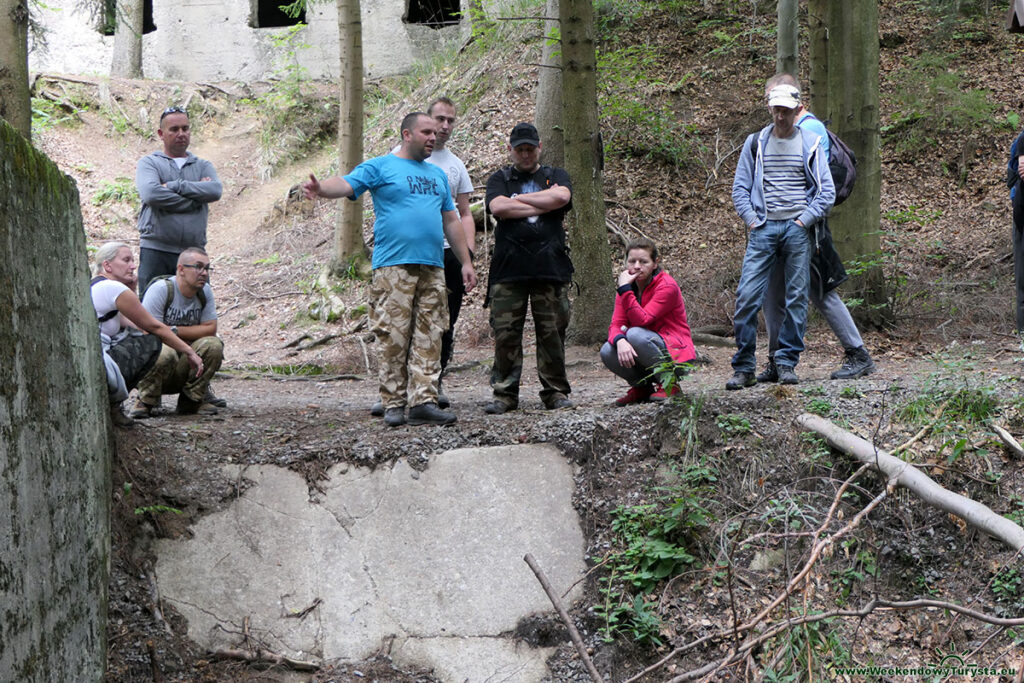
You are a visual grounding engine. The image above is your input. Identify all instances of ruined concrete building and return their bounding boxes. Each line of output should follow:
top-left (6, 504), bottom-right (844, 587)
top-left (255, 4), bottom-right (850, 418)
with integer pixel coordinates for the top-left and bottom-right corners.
top-left (30, 0), bottom-right (471, 81)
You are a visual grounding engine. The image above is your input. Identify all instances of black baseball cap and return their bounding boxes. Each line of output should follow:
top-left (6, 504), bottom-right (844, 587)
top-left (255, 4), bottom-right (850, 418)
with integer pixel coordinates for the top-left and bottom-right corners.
top-left (509, 122), bottom-right (541, 147)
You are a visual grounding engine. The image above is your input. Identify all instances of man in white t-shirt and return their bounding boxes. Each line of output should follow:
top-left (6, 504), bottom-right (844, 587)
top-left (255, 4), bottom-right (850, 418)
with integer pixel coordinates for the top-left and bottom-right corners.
top-left (372, 96), bottom-right (476, 414)
top-left (133, 247), bottom-right (224, 417)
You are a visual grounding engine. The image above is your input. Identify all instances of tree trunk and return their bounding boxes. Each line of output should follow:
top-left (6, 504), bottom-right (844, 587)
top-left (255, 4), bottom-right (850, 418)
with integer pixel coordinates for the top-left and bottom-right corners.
top-left (331, 0), bottom-right (369, 273)
top-left (535, 0), bottom-right (563, 167)
top-left (111, 0), bottom-right (144, 78)
top-left (0, 0), bottom-right (31, 140)
top-left (776, 0), bottom-right (798, 76)
top-left (808, 0), bottom-right (884, 325)
top-left (560, 0), bottom-right (611, 344)
top-left (806, 0), bottom-right (828, 116)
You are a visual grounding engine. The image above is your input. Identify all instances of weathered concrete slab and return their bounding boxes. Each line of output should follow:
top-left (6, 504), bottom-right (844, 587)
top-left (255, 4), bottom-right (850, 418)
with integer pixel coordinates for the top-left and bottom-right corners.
top-left (155, 444), bottom-right (585, 680)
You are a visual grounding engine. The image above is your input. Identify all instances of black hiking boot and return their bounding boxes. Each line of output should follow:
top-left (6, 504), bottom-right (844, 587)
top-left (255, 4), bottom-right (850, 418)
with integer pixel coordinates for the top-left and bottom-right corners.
top-left (756, 359), bottom-right (779, 383)
top-left (725, 371), bottom-right (756, 390)
top-left (408, 402), bottom-right (457, 426)
top-left (830, 346), bottom-right (876, 380)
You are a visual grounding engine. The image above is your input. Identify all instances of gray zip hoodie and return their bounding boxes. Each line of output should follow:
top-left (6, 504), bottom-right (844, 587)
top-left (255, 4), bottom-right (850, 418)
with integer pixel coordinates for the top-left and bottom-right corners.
top-left (135, 150), bottom-right (222, 253)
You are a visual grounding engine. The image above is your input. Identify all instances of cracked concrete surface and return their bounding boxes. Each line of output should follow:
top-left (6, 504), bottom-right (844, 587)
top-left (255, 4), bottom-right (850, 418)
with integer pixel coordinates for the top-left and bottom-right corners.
top-left (154, 445), bottom-right (586, 681)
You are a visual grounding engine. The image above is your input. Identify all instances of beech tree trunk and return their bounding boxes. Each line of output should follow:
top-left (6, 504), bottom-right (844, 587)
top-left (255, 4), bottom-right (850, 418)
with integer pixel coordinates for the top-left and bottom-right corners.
top-left (331, 0), bottom-right (368, 271)
top-left (111, 0), bottom-right (144, 78)
top-left (560, 0), bottom-right (611, 343)
top-left (110, 0), bottom-right (143, 78)
top-left (807, 0), bottom-right (884, 325)
top-left (0, 0), bottom-right (31, 140)
top-left (776, 0), bottom-right (798, 76)
top-left (535, 0), bottom-right (563, 167)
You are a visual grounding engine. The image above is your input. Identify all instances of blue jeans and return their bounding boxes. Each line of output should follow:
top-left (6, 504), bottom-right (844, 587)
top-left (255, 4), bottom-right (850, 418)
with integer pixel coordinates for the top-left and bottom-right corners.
top-left (732, 219), bottom-right (811, 372)
top-left (763, 266), bottom-right (864, 354)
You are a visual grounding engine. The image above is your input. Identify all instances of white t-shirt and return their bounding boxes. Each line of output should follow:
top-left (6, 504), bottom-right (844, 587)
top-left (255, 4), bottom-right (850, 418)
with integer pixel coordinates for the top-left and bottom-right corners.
top-left (390, 145), bottom-right (473, 249)
top-left (91, 278), bottom-right (130, 338)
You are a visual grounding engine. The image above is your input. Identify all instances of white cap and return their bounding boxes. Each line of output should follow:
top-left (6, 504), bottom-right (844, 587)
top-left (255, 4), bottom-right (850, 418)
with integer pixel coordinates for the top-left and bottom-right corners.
top-left (767, 85), bottom-right (800, 109)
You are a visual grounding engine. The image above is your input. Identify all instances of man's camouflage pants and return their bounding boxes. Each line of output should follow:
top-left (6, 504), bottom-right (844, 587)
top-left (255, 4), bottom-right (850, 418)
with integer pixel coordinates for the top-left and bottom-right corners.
top-left (136, 336), bottom-right (224, 406)
top-left (488, 281), bottom-right (571, 408)
top-left (370, 264), bottom-right (448, 409)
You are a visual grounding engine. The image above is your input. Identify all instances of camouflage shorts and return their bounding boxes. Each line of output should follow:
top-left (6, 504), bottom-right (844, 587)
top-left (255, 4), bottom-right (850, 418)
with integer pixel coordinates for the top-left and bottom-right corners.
top-left (370, 264), bottom-right (448, 408)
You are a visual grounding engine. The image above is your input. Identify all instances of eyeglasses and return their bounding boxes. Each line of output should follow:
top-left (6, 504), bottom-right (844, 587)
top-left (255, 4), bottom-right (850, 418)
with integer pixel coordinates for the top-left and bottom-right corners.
top-left (182, 263), bottom-right (213, 273)
top-left (160, 106), bottom-right (187, 121)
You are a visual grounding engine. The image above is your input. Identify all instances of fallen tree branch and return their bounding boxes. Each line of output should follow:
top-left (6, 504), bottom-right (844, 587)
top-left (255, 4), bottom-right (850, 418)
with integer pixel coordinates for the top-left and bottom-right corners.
top-left (993, 424), bottom-right (1024, 459)
top-left (796, 413), bottom-right (1024, 551)
top-left (691, 332), bottom-right (733, 348)
top-left (890, 398), bottom-right (949, 456)
top-left (209, 648), bottom-right (320, 672)
top-left (524, 553), bottom-right (602, 683)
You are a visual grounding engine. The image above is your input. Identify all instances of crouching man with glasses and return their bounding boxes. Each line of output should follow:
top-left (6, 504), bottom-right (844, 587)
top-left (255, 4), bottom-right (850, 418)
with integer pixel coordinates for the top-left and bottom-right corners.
top-left (132, 247), bottom-right (224, 417)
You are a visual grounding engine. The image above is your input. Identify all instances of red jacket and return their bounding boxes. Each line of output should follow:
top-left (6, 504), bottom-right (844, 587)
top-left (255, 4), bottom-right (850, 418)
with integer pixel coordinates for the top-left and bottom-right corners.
top-left (607, 269), bottom-right (695, 365)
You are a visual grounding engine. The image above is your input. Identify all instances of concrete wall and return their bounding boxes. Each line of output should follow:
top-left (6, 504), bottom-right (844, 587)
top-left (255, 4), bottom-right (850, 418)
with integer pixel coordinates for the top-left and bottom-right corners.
top-left (0, 121), bottom-right (111, 681)
top-left (29, 0), bottom-right (470, 81)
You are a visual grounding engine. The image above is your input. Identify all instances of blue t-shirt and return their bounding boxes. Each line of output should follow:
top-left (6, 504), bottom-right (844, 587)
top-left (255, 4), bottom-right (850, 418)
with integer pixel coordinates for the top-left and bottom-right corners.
top-left (797, 112), bottom-right (829, 158)
top-left (344, 154), bottom-right (455, 269)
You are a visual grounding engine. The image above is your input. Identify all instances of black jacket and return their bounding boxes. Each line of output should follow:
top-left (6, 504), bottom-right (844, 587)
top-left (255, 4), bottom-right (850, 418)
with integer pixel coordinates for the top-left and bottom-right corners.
top-left (485, 165), bottom-right (574, 284)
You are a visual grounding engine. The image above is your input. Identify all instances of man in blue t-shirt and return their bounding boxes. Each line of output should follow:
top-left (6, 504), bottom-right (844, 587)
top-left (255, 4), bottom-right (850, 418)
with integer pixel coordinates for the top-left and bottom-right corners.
top-left (757, 73), bottom-right (876, 383)
top-left (303, 112), bottom-right (477, 427)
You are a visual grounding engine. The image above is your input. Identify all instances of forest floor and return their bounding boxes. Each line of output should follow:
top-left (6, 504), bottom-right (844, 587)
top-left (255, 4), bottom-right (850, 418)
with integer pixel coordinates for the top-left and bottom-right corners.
top-left (30, 0), bottom-right (1024, 680)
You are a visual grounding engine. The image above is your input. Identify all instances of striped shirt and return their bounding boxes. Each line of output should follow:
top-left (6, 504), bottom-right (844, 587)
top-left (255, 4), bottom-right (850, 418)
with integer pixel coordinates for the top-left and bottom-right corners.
top-left (763, 130), bottom-right (808, 220)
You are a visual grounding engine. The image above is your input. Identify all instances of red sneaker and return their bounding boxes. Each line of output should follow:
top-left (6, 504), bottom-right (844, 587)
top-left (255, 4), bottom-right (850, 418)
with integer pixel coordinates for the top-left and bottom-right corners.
top-left (614, 384), bottom-right (654, 406)
top-left (650, 384), bottom-right (680, 402)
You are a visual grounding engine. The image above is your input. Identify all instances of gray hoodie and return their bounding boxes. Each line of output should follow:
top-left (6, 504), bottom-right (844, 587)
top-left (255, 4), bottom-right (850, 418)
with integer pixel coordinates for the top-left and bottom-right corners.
top-left (135, 150), bottom-right (222, 253)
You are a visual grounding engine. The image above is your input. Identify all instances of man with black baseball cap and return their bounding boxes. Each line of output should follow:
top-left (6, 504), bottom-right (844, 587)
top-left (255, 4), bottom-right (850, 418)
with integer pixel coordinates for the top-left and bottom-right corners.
top-left (483, 123), bottom-right (574, 414)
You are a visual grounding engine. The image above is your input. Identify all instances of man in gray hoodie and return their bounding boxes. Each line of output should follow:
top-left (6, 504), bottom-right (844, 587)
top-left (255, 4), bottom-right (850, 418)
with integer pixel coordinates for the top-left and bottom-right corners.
top-left (135, 106), bottom-right (222, 295)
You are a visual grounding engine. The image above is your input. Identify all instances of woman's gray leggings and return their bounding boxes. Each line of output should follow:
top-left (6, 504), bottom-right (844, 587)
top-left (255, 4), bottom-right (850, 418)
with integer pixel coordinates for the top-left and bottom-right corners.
top-left (600, 327), bottom-right (668, 386)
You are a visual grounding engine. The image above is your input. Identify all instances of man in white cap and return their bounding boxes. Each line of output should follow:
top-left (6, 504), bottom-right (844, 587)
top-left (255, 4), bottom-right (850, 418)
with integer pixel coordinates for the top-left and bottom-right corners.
top-left (727, 82), bottom-right (835, 390)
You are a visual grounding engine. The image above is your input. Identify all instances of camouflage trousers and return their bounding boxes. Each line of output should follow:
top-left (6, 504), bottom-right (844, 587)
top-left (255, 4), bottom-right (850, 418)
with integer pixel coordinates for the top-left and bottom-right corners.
top-left (370, 264), bottom-right (448, 409)
top-left (488, 281), bottom-right (571, 408)
top-left (136, 336), bottom-right (224, 406)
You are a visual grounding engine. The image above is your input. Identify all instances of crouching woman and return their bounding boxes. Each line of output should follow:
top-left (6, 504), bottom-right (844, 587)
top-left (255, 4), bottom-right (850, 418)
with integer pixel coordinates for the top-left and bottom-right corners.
top-left (91, 242), bottom-right (203, 425)
top-left (600, 239), bottom-right (695, 405)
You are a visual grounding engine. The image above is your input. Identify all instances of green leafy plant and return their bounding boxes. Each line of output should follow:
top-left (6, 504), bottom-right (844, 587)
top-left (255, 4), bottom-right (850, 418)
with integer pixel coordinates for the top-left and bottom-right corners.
top-left (884, 52), bottom-right (1000, 155)
top-left (839, 386), bottom-right (863, 399)
top-left (716, 413), bottom-right (751, 439)
top-left (32, 97), bottom-right (81, 132)
top-left (92, 176), bottom-right (139, 206)
top-left (762, 616), bottom-right (852, 681)
top-left (806, 398), bottom-right (834, 417)
top-left (830, 541), bottom-right (877, 605)
top-left (596, 464), bottom-right (715, 646)
top-left (134, 504), bottom-right (183, 516)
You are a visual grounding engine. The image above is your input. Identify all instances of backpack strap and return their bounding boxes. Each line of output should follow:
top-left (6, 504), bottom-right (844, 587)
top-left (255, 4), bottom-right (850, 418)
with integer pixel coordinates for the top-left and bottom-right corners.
top-left (156, 275), bottom-right (206, 322)
top-left (90, 276), bottom-right (120, 323)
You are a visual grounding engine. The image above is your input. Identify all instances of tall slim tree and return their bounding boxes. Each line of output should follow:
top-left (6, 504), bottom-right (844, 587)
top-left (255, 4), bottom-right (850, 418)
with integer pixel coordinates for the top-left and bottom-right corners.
top-left (111, 0), bottom-right (144, 78)
top-left (0, 0), bottom-right (31, 140)
top-left (808, 0), bottom-right (884, 322)
top-left (776, 0), bottom-right (798, 76)
top-left (560, 0), bottom-right (611, 342)
top-left (332, 0), bottom-right (368, 272)
top-left (535, 0), bottom-right (563, 166)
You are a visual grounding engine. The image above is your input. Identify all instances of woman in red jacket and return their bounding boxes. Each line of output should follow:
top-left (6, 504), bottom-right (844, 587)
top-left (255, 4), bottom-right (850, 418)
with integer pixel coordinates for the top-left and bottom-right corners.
top-left (600, 239), bottom-right (696, 405)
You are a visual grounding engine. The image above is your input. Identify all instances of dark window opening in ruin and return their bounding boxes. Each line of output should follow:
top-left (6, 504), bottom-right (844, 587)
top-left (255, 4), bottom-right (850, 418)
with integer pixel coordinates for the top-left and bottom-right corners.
top-left (252, 0), bottom-right (307, 28)
top-left (404, 0), bottom-right (461, 29)
top-left (98, 0), bottom-right (156, 36)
